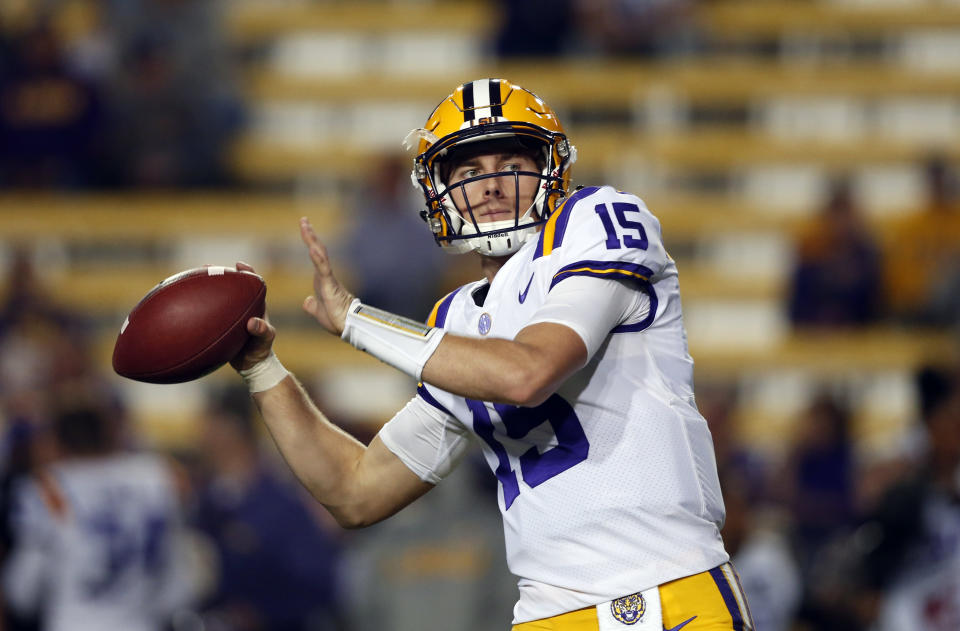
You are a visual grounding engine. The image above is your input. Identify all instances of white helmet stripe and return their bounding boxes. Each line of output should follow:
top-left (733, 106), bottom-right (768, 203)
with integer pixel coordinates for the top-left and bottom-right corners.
top-left (471, 78), bottom-right (493, 120)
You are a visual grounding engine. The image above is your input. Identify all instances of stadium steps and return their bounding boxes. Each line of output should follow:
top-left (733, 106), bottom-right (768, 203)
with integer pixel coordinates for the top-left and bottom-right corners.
top-left (225, 1), bottom-right (495, 41)
top-left (243, 60), bottom-right (960, 107)
top-left (0, 193), bottom-right (827, 242)
top-left (223, 1), bottom-right (960, 42)
top-left (0, 194), bottom-right (342, 240)
top-left (230, 129), bottom-right (960, 182)
top-left (699, 0), bottom-right (960, 36)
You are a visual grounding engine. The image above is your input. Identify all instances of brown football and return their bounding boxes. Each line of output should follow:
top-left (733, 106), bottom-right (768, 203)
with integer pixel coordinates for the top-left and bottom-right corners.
top-left (112, 266), bottom-right (266, 384)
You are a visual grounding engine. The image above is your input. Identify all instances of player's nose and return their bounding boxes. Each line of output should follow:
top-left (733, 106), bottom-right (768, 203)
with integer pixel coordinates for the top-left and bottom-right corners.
top-left (482, 174), bottom-right (506, 197)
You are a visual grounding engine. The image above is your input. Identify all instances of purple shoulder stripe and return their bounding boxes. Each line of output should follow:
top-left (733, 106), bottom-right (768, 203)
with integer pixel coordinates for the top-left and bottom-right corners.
top-left (433, 287), bottom-right (462, 328)
top-left (534, 186), bottom-right (601, 260)
top-left (417, 383), bottom-right (453, 417)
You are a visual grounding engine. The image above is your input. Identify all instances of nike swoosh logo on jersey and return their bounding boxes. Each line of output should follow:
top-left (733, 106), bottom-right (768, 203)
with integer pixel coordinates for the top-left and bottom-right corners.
top-left (518, 274), bottom-right (534, 303)
top-left (664, 616), bottom-right (697, 631)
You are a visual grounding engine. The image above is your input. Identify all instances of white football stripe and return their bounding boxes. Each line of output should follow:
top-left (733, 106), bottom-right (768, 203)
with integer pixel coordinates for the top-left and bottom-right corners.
top-left (120, 316), bottom-right (129, 334)
top-left (207, 266), bottom-right (228, 276)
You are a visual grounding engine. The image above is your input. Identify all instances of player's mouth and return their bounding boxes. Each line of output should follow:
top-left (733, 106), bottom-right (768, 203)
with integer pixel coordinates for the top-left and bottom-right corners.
top-left (477, 207), bottom-right (514, 222)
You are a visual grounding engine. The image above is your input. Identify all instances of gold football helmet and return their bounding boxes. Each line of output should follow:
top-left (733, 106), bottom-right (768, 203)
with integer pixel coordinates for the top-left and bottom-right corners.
top-left (405, 78), bottom-right (577, 256)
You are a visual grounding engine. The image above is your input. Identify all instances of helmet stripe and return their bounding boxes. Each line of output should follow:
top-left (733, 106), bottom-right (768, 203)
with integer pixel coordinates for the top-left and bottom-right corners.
top-left (472, 78), bottom-right (492, 119)
top-left (489, 79), bottom-right (503, 117)
top-left (461, 79), bottom-right (502, 123)
top-left (462, 81), bottom-right (475, 122)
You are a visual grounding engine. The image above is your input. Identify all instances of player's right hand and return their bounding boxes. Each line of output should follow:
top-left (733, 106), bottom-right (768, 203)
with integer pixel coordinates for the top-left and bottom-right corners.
top-left (299, 217), bottom-right (356, 336)
top-left (230, 261), bottom-right (277, 371)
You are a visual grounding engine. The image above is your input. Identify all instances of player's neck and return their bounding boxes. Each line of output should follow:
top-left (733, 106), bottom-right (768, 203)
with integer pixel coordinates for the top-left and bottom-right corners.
top-left (479, 253), bottom-right (513, 283)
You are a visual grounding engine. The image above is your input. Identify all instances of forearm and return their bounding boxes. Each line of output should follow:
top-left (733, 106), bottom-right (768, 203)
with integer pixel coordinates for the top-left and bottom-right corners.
top-left (251, 374), bottom-right (367, 524)
top-left (420, 323), bottom-right (587, 407)
top-left (419, 335), bottom-right (537, 405)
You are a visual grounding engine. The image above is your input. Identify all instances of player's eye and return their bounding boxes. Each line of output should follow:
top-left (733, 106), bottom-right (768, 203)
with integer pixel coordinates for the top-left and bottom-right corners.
top-left (501, 162), bottom-right (522, 172)
top-left (455, 167), bottom-right (480, 180)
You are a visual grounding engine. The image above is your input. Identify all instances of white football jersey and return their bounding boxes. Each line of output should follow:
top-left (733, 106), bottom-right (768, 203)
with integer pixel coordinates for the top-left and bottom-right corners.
top-left (382, 185), bottom-right (729, 623)
top-left (3, 453), bottom-right (192, 631)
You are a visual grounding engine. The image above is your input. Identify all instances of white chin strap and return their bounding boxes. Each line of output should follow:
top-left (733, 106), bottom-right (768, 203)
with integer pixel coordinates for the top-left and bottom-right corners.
top-left (456, 215), bottom-right (539, 256)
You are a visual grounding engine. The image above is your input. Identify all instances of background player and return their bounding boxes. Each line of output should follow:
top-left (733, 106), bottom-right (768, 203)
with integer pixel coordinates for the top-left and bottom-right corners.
top-left (1, 396), bottom-right (194, 631)
top-left (231, 78), bottom-right (754, 630)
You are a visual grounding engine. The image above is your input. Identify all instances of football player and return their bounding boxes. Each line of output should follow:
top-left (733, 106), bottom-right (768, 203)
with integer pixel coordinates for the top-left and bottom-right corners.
top-left (2, 400), bottom-right (194, 631)
top-left (231, 79), bottom-right (754, 630)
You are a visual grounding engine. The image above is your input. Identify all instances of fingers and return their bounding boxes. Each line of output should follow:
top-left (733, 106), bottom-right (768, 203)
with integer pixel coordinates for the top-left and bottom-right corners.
top-left (303, 295), bottom-right (318, 316)
top-left (300, 217), bottom-right (332, 274)
top-left (300, 217), bottom-right (320, 256)
top-left (302, 295), bottom-right (331, 327)
top-left (299, 216), bottom-right (316, 246)
top-left (231, 317), bottom-right (275, 371)
top-left (246, 316), bottom-right (275, 342)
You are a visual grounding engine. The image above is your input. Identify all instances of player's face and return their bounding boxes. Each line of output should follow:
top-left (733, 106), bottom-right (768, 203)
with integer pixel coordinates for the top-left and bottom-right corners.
top-left (446, 153), bottom-right (540, 225)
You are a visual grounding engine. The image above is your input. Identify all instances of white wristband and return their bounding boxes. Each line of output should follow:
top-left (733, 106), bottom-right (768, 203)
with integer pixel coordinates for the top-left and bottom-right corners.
top-left (238, 352), bottom-right (289, 393)
top-left (341, 299), bottom-right (446, 381)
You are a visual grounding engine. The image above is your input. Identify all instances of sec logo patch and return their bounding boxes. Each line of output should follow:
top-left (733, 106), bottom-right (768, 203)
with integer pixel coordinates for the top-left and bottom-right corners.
top-left (478, 312), bottom-right (492, 335)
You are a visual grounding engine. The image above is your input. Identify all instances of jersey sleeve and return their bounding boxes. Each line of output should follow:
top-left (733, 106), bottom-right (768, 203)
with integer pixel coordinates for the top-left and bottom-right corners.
top-left (535, 186), bottom-right (670, 287)
top-left (525, 274), bottom-right (648, 359)
top-left (533, 186), bottom-right (667, 334)
top-left (377, 392), bottom-right (472, 484)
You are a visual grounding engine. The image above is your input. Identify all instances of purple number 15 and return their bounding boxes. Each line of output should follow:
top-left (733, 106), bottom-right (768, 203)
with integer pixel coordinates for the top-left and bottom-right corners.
top-left (595, 202), bottom-right (649, 250)
top-left (467, 394), bottom-right (589, 510)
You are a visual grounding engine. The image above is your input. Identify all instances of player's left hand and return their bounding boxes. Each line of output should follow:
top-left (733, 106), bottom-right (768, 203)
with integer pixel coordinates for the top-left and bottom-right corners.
top-left (230, 261), bottom-right (277, 371)
top-left (299, 217), bottom-right (355, 336)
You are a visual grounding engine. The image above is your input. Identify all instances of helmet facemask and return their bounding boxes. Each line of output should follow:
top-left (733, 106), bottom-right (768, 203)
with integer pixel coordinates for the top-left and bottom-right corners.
top-left (430, 138), bottom-right (555, 256)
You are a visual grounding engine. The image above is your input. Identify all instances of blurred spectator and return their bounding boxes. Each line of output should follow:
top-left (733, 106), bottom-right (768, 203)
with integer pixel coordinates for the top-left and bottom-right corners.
top-left (572, 0), bottom-right (699, 58)
top-left (493, 0), bottom-right (574, 58)
top-left (0, 416), bottom-right (54, 631)
top-left (191, 386), bottom-right (344, 631)
top-left (0, 245), bottom-right (94, 431)
top-left (0, 20), bottom-right (106, 188)
top-left (852, 365), bottom-right (960, 630)
top-left (883, 155), bottom-right (960, 327)
top-left (697, 382), bottom-right (769, 500)
top-left (1, 394), bottom-right (196, 631)
top-left (779, 392), bottom-right (857, 575)
top-left (778, 393), bottom-right (861, 631)
top-left (721, 470), bottom-right (801, 631)
top-left (102, 0), bottom-right (243, 188)
top-left (0, 245), bottom-right (83, 336)
top-left (340, 154), bottom-right (446, 320)
top-left (788, 177), bottom-right (883, 328)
